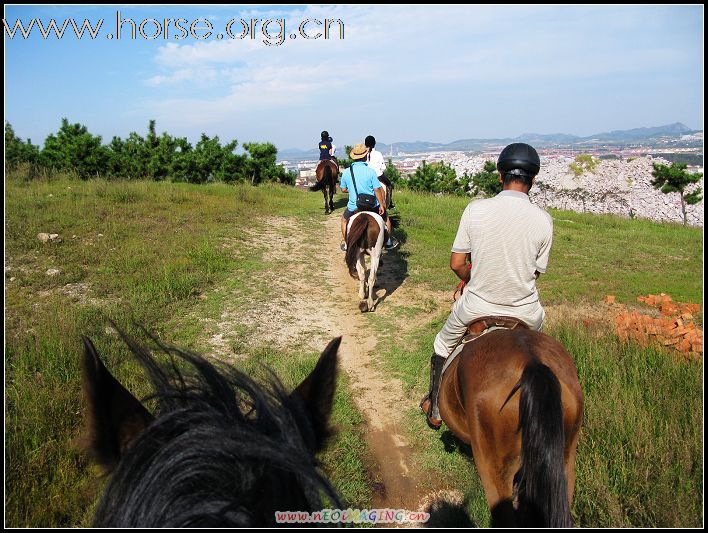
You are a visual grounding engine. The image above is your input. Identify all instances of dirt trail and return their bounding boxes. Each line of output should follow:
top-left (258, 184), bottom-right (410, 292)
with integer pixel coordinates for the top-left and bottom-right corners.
top-left (202, 214), bottom-right (446, 511)
top-left (190, 209), bottom-right (465, 514)
top-left (319, 216), bottom-right (430, 509)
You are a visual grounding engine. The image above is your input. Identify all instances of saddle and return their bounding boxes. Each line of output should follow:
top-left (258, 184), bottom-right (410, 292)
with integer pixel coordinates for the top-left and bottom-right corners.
top-left (442, 316), bottom-right (530, 376)
top-left (465, 315), bottom-right (529, 336)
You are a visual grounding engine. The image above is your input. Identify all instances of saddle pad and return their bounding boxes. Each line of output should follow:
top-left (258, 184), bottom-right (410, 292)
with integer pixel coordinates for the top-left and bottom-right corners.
top-left (346, 211), bottom-right (385, 239)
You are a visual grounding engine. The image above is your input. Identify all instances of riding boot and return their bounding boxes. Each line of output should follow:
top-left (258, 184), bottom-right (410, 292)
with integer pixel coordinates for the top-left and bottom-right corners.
top-left (420, 353), bottom-right (446, 430)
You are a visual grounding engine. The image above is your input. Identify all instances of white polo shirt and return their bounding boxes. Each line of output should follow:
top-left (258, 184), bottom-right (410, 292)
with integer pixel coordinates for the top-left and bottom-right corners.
top-left (366, 148), bottom-right (386, 177)
top-left (451, 190), bottom-right (553, 308)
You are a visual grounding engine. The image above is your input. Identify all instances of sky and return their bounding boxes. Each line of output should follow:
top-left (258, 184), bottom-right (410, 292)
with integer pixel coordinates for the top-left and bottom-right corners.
top-left (3, 4), bottom-right (704, 151)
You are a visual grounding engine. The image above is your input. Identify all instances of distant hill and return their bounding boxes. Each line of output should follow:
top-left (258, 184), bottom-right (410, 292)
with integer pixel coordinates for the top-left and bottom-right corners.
top-left (580, 122), bottom-right (694, 142)
top-left (279, 123), bottom-right (701, 159)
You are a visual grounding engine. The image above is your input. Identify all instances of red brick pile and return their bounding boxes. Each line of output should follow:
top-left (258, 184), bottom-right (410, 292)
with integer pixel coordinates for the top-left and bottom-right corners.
top-left (613, 293), bottom-right (703, 362)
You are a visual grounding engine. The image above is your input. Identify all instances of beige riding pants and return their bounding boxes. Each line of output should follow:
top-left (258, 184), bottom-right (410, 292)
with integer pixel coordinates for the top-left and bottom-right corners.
top-left (433, 290), bottom-right (545, 358)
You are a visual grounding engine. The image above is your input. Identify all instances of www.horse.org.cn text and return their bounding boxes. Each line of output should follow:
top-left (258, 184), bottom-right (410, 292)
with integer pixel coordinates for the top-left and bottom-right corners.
top-left (3, 11), bottom-right (345, 46)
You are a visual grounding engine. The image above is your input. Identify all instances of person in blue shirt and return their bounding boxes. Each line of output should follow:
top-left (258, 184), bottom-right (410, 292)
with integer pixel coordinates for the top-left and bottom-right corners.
top-left (339, 143), bottom-right (399, 252)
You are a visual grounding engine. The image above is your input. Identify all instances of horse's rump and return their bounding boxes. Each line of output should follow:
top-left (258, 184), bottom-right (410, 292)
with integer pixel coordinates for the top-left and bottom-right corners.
top-left (310, 161), bottom-right (333, 191)
top-left (439, 329), bottom-right (583, 527)
top-left (345, 212), bottom-right (384, 277)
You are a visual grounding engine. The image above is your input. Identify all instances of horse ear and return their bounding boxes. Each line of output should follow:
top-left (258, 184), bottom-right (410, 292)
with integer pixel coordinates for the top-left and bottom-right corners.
top-left (81, 336), bottom-right (153, 470)
top-left (291, 337), bottom-right (341, 451)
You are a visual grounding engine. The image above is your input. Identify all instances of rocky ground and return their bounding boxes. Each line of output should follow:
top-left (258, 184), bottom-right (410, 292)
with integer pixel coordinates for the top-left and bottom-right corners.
top-left (443, 154), bottom-right (703, 227)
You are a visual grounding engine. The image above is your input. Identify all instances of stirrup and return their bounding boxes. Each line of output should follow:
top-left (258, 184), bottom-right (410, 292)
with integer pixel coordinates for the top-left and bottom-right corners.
top-left (420, 396), bottom-right (442, 430)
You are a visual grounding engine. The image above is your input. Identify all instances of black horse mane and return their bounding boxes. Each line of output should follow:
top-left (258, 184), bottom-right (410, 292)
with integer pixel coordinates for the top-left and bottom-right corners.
top-left (89, 332), bottom-right (342, 527)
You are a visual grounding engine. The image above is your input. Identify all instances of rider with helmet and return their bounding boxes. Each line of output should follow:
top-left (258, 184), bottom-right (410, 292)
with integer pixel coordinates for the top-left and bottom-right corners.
top-left (420, 143), bottom-right (553, 430)
top-left (319, 131), bottom-right (337, 161)
top-left (318, 130), bottom-right (338, 177)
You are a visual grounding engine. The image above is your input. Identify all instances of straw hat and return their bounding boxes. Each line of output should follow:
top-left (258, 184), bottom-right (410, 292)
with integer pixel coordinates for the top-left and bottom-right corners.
top-left (349, 143), bottom-right (369, 160)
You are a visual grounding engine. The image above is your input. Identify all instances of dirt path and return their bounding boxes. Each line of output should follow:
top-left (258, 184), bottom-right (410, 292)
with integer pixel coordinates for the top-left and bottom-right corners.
top-left (319, 216), bottom-right (431, 510)
top-left (199, 214), bottom-right (447, 511)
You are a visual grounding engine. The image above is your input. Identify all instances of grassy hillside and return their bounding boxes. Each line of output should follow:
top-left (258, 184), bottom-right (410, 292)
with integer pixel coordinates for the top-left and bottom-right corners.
top-left (5, 175), bottom-right (703, 527)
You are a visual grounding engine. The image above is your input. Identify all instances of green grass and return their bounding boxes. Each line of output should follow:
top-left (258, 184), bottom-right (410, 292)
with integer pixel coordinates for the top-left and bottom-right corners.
top-left (5, 175), bottom-right (369, 526)
top-left (555, 323), bottom-right (702, 527)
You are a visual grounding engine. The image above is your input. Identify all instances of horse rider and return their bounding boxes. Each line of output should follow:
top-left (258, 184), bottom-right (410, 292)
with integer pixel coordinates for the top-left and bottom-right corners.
top-left (420, 143), bottom-right (553, 429)
top-left (339, 143), bottom-right (400, 252)
top-left (364, 135), bottom-right (395, 209)
top-left (318, 130), bottom-right (339, 173)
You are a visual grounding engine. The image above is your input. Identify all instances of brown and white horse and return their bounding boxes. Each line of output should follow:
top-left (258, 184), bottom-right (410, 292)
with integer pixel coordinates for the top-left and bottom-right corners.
top-left (310, 160), bottom-right (338, 214)
top-left (345, 211), bottom-right (385, 312)
top-left (438, 328), bottom-right (583, 527)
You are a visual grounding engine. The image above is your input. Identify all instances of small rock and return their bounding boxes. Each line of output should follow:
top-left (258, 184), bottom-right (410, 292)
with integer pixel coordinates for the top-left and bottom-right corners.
top-left (72, 235), bottom-right (77, 239)
top-left (37, 233), bottom-right (51, 243)
top-left (97, 233), bottom-right (104, 238)
top-left (9, 277), bottom-right (16, 282)
top-left (48, 194), bottom-right (53, 198)
top-left (49, 233), bottom-right (62, 243)
top-left (46, 268), bottom-right (61, 276)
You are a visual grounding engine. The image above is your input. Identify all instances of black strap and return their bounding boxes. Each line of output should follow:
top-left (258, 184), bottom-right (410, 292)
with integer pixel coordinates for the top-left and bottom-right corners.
top-left (349, 167), bottom-right (359, 196)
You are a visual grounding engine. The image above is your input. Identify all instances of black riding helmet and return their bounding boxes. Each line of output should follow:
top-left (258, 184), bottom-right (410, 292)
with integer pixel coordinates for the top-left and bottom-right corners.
top-left (321, 130), bottom-right (329, 140)
top-left (497, 143), bottom-right (540, 176)
top-left (365, 135), bottom-right (376, 148)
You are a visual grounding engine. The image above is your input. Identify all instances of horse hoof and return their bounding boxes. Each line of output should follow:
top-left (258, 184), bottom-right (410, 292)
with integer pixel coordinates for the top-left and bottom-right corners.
top-left (358, 301), bottom-right (368, 313)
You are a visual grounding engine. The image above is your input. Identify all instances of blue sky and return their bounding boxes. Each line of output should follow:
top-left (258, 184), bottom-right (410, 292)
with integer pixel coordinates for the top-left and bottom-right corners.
top-left (3, 4), bottom-right (704, 150)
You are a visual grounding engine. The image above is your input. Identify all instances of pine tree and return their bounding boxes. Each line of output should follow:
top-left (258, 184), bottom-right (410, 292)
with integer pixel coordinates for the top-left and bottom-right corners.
top-left (651, 162), bottom-right (703, 226)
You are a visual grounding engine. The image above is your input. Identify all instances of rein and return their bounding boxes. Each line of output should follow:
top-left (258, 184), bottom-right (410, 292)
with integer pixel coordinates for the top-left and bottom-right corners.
top-left (452, 263), bottom-right (473, 302)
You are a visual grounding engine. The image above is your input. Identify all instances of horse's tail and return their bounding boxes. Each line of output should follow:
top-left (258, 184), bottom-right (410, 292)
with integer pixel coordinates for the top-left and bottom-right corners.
top-left (309, 163), bottom-right (331, 192)
top-left (345, 215), bottom-right (369, 279)
top-left (512, 361), bottom-right (572, 527)
top-left (309, 178), bottom-right (325, 192)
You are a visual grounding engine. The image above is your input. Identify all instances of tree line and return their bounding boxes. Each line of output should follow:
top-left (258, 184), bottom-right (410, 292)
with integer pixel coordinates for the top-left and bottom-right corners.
top-left (340, 143), bottom-right (501, 197)
top-left (5, 119), bottom-right (296, 185)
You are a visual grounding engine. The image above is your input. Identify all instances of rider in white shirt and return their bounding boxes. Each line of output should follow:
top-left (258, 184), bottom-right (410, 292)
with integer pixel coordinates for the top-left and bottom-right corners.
top-left (365, 135), bottom-right (395, 209)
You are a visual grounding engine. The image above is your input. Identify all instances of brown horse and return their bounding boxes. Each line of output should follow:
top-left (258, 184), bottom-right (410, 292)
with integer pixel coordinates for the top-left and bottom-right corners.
top-left (310, 160), bottom-right (338, 214)
top-left (438, 327), bottom-right (583, 527)
top-left (345, 211), bottom-right (385, 312)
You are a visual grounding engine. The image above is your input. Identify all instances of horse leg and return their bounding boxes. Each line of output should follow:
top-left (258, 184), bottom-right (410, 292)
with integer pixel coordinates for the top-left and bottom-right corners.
top-left (366, 248), bottom-right (381, 311)
top-left (468, 403), bottom-right (519, 526)
top-left (322, 188), bottom-right (329, 214)
top-left (356, 252), bottom-right (366, 300)
top-left (329, 181), bottom-right (335, 212)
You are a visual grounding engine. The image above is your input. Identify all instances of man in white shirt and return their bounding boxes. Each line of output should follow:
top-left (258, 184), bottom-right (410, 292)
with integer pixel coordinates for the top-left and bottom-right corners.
top-left (365, 135), bottom-right (395, 209)
top-left (420, 143), bottom-right (553, 430)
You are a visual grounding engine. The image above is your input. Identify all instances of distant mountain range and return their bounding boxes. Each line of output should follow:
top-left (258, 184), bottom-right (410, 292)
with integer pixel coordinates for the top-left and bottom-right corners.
top-left (279, 122), bottom-right (701, 159)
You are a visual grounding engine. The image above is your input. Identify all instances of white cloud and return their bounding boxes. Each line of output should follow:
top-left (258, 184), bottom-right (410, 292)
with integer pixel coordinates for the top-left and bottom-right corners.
top-left (133, 5), bottom-right (702, 146)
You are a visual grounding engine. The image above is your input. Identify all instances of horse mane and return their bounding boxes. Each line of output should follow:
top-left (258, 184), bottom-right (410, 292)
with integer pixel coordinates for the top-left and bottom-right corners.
top-left (90, 332), bottom-right (342, 527)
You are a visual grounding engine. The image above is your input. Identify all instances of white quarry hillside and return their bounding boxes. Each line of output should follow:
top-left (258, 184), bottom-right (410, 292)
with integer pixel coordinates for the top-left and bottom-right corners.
top-left (442, 154), bottom-right (704, 227)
